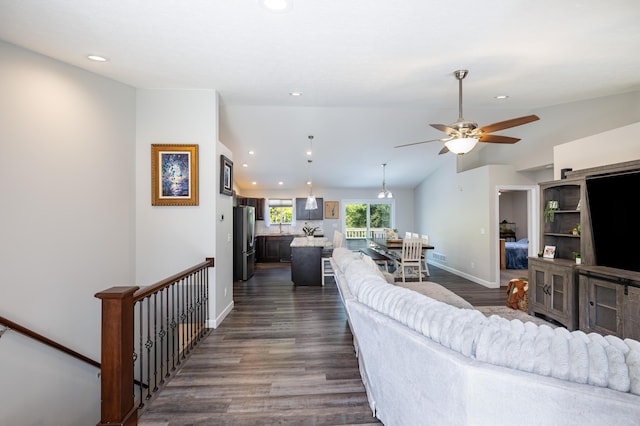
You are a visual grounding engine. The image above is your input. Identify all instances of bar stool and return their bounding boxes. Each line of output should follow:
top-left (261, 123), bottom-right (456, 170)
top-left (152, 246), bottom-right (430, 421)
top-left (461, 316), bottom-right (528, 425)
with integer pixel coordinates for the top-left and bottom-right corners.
top-left (321, 230), bottom-right (344, 285)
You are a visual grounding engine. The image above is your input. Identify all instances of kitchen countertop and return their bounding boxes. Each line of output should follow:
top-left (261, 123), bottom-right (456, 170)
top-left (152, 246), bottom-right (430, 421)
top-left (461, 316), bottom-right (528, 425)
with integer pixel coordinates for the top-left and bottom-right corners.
top-left (290, 237), bottom-right (332, 248)
top-left (256, 233), bottom-right (324, 238)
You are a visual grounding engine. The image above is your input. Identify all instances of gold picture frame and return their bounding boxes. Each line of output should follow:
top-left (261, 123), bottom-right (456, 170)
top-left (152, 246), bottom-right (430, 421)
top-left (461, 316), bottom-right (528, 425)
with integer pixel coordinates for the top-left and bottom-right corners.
top-left (151, 144), bottom-right (199, 206)
top-left (325, 201), bottom-right (339, 219)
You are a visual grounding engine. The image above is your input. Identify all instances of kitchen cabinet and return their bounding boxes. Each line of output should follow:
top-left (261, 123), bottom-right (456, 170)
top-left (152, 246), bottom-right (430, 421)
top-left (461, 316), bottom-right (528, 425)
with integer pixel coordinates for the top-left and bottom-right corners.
top-left (295, 197), bottom-right (323, 221)
top-left (256, 235), bottom-right (293, 262)
top-left (528, 257), bottom-right (577, 329)
top-left (236, 196), bottom-right (265, 220)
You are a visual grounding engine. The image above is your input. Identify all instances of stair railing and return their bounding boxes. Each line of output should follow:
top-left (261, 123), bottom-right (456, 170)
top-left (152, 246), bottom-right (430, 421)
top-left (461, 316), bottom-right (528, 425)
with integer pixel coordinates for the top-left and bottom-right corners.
top-left (95, 257), bottom-right (214, 426)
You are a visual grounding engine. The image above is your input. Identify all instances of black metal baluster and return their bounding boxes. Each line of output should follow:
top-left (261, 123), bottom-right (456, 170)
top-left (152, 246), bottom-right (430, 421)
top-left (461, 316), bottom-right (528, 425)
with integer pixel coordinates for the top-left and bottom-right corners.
top-left (137, 301), bottom-right (144, 409)
top-left (145, 297), bottom-right (153, 400)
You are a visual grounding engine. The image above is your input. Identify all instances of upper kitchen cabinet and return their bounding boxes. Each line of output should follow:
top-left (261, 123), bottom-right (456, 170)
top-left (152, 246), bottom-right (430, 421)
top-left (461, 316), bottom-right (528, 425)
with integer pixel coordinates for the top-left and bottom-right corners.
top-left (295, 197), bottom-right (323, 221)
top-left (236, 196), bottom-right (265, 220)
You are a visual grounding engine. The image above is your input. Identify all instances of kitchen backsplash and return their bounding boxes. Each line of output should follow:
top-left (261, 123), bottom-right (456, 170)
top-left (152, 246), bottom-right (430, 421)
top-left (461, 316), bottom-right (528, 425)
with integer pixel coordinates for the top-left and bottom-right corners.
top-left (256, 220), bottom-right (324, 236)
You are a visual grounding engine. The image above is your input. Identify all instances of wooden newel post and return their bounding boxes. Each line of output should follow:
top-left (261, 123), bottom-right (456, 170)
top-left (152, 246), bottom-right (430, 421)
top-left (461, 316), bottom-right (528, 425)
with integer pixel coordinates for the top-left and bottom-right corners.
top-left (95, 286), bottom-right (139, 426)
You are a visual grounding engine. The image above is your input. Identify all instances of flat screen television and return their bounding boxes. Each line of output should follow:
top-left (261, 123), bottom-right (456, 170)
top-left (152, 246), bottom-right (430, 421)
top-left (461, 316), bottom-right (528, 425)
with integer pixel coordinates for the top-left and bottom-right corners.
top-left (586, 169), bottom-right (640, 273)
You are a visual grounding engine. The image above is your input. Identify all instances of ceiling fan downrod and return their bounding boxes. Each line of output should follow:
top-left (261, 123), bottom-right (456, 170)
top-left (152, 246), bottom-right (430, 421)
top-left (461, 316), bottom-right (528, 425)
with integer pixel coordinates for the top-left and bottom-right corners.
top-left (454, 69), bottom-right (468, 121)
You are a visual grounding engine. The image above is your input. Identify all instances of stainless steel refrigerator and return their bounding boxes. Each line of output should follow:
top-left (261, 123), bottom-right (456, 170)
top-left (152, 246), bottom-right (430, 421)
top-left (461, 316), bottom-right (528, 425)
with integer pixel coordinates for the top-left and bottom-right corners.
top-left (233, 205), bottom-right (256, 281)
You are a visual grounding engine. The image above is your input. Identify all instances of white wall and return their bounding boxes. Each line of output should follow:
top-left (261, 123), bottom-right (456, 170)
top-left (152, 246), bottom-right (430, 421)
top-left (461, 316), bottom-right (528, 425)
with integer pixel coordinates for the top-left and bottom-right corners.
top-left (415, 160), bottom-right (540, 288)
top-left (135, 89), bottom-right (218, 285)
top-left (0, 40), bottom-right (135, 425)
top-left (553, 121), bottom-right (640, 178)
top-left (214, 141), bottom-right (235, 327)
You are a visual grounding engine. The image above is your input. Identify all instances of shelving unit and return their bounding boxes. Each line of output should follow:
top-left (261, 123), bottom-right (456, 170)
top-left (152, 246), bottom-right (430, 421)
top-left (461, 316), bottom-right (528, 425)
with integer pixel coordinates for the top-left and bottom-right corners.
top-left (529, 178), bottom-right (583, 328)
top-left (541, 179), bottom-right (582, 261)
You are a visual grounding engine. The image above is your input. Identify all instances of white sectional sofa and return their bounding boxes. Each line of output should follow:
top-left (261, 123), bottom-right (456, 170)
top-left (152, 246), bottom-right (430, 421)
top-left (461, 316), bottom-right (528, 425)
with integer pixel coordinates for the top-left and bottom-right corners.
top-left (330, 247), bottom-right (640, 426)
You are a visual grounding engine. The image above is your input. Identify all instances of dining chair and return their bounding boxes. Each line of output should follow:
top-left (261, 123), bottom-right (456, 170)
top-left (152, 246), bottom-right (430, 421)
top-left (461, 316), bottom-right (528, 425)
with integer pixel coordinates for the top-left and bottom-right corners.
top-left (421, 234), bottom-right (431, 276)
top-left (405, 231), bottom-right (412, 239)
top-left (322, 230), bottom-right (344, 285)
top-left (397, 238), bottom-right (423, 283)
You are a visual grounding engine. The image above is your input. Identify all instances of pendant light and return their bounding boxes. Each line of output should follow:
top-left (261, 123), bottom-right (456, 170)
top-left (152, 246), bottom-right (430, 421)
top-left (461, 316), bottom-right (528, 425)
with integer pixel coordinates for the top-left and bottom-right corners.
top-left (378, 163), bottom-right (393, 199)
top-left (305, 135), bottom-right (318, 210)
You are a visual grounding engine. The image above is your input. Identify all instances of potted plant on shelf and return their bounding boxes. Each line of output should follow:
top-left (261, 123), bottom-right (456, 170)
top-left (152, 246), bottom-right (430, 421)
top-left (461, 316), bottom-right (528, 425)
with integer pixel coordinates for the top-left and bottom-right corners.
top-left (302, 222), bottom-right (319, 239)
top-left (572, 251), bottom-right (582, 265)
top-left (544, 200), bottom-right (559, 222)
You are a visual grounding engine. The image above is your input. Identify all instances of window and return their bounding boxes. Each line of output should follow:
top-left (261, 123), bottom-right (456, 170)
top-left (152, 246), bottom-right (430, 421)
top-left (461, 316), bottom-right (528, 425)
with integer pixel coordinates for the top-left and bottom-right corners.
top-left (269, 199), bottom-right (293, 224)
top-left (344, 200), bottom-right (394, 238)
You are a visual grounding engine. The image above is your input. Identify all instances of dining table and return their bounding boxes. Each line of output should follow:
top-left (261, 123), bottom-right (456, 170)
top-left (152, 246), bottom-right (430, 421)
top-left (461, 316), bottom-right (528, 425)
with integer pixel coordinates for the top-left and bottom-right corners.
top-left (367, 237), bottom-right (435, 276)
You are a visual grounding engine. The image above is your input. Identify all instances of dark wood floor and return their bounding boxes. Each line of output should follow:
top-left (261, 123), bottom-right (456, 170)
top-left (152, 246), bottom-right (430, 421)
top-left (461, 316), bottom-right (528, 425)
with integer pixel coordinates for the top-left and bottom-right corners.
top-left (138, 262), bottom-right (508, 425)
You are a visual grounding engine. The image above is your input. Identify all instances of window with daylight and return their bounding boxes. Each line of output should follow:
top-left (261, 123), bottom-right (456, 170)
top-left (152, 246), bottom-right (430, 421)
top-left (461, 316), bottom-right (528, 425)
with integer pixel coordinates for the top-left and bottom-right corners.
top-left (269, 199), bottom-right (293, 224)
top-left (344, 200), bottom-right (394, 239)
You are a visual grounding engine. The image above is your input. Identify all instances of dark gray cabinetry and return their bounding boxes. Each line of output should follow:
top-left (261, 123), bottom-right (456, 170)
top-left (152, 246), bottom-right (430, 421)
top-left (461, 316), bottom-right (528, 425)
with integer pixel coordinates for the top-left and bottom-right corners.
top-left (256, 235), bottom-right (293, 262)
top-left (528, 257), bottom-right (577, 329)
top-left (291, 246), bottom-right (322, 286)
top-left (236, 196), bottom-right (265, 220)
top-left (295, 197), bottom-right (323, 220)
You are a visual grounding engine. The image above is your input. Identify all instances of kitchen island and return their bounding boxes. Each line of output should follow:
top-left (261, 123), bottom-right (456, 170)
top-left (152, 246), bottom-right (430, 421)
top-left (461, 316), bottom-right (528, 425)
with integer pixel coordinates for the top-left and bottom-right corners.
top-left (290, 237), bottom-right (332, 286)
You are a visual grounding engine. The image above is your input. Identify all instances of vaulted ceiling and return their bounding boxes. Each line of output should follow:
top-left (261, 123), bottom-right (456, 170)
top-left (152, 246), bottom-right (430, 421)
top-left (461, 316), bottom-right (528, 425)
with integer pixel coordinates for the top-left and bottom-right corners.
top-left (1, 1), bottom-right (639, 191)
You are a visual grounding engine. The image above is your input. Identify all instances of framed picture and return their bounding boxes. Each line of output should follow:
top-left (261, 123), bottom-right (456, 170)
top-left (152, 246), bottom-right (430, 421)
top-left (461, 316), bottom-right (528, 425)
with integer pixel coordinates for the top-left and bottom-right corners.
top-left (151, 144), bottom-right (198, 206)
top-left (325, 201), bottom-right (339, 219)
top-left (543, 245), bottom-right (556, 259)
top-left (220, 155), bottom-right (233, 196)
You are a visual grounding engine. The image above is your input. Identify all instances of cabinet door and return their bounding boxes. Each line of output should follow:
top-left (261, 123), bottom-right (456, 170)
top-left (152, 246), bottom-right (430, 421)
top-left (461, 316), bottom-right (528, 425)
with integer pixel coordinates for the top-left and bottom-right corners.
top-left (529, 263), bottom-right (548, 313)
top-left (278, 236), bottom-right (293, 262)
top-left (255, 198), bottom-right (265, 220)
top-left (264, 237), bottom-right (281, 261)
top-left (296, 197), bottom-right (323, 220)
top-left (581, 276), bottom-right (622, 336)
top-left (256, 236), bottom-right (265, 262)
top-left (547, 266), bottom-right (571, 319)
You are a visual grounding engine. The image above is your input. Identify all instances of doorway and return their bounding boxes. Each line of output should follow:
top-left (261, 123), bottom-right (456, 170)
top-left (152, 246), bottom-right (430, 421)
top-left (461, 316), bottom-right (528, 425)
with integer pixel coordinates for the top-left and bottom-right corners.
top-left (495, 185), bottom-right (539, 287)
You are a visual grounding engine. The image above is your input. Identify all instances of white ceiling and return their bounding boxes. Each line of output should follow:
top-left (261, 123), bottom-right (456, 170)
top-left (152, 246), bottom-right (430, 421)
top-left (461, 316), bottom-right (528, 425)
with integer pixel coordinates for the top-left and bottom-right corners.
top-left (1, 0), bottom-right (639, 192)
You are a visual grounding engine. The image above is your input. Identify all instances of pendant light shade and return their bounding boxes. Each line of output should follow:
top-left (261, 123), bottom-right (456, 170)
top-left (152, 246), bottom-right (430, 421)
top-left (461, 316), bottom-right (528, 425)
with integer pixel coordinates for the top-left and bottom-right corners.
top-left (378, 163), bottom-right (392, 199)
top-left (305, 194), bottom-right (318, 210)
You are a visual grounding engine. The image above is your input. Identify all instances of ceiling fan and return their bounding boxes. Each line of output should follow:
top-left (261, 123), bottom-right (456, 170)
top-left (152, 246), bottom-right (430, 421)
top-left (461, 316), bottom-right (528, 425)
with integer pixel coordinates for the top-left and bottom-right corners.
top-left (395, 70), bottom-right (540, 155)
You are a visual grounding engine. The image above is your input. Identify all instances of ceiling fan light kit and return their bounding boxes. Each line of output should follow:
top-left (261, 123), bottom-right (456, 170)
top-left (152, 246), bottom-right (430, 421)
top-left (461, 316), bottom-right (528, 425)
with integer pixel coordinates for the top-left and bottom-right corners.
top-left (444, 137), bottom-right (479, 155)
top-left (395, 69), bottom-right (540, 155)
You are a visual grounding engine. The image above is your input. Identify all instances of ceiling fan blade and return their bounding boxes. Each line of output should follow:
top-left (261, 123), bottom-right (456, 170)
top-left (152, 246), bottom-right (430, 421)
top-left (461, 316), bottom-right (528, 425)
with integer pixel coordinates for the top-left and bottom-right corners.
top-left (438, 146), bottom-right (449, 155)
top-left (394, 138), bottom-right (442, 148)
top-left (430, 123), bottom-right (457, 135)
top-left (477, 115), bottom-right (540, 134)
top-left (478, 134), bottom-right (520, 144)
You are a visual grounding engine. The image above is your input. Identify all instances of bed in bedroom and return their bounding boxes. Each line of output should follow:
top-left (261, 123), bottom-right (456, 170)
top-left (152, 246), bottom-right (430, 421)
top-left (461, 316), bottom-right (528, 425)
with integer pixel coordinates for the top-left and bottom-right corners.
top-left (500, 237), bottom-right (529, 269)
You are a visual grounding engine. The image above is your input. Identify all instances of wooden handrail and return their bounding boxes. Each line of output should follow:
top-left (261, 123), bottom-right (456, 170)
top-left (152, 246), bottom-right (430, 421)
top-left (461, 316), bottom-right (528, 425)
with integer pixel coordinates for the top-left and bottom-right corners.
top-left (133, 258), bottom-right (214, 301)
top-left (0, 315), bottom-right (100, 369)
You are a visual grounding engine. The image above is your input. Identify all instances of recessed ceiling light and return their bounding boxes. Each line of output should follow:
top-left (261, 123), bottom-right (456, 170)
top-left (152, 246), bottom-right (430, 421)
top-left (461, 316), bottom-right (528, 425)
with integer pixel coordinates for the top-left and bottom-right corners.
top-left (495, 95), bottom-right (509, 100)
top-left (248, 150), bottom-right (255, 155)
top-left (252, 181), bottom-right (257, 185)
top-left (289, 92), bottom-right (302, 97)
top-left (87, 55), bottom-right (109, 62)
top-left (261, 0), bottom-right (292, 12)
top-left (278, 181), bottom-right (284, 185)
top-left (242, 163), bottom-right (248, 167)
